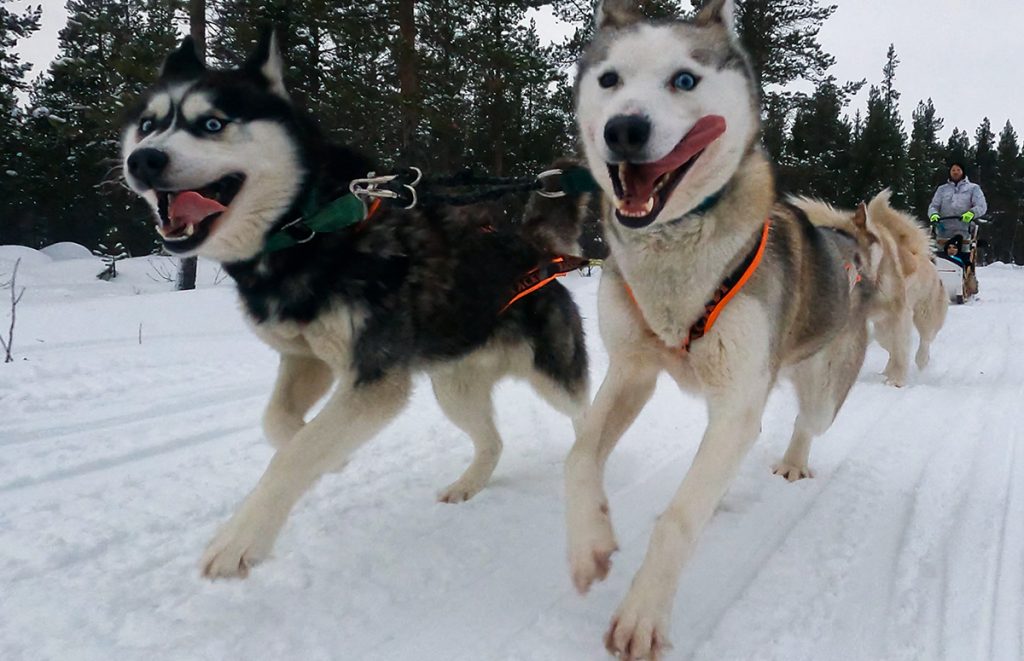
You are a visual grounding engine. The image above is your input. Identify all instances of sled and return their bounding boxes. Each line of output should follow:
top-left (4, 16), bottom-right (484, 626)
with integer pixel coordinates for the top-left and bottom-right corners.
top-left (931, 216), bottom-right (983, 304)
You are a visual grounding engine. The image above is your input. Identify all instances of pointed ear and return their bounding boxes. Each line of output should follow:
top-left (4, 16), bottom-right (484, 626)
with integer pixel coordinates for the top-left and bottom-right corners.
top-left (853, 201), bottom-right (868, 230)
top-left (160, 37), bottom-right (205, 80)
top-left (595, 0), bottom-right (644, 30)
top-left (693, 0), bottom-right (736, 33)
top-left (245, 29), bottom-right (288, 98)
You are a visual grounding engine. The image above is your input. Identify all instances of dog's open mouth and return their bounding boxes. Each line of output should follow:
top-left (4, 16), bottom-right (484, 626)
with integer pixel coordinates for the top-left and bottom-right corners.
top-left (155, 174), bottom-right (245, 252)
top-left (607, 115), bottom-right (726, 228)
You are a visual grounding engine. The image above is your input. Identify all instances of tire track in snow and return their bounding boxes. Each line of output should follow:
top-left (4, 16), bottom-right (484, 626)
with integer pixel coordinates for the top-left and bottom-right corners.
top-left (0, 384), bottom-right (262, 446)
top-left (0, 423), bottom-right (251, 493)
top-left (686, 380), bottom-right (944, 661)
top-left (988, 426), bottom-right (1024, 660)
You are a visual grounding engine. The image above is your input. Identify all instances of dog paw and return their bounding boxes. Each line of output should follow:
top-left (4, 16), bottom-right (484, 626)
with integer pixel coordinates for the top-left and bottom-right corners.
top-left (772, 462), bottom-right (814, 482)
top-left (883, 375), bottom-right (906, 388)
top-left (568, 508), bottom-right (618, 594)
top-left (437, 477), bottom-right (486, 504)
top-left (604, 597), bottom-right (672, 661)
top-left (199, 515), bottom-right (276, 580)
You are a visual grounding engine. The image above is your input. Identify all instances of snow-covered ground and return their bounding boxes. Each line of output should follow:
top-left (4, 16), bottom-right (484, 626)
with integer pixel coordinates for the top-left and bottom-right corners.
top-left (2, 247), bottom-right (1022, 661)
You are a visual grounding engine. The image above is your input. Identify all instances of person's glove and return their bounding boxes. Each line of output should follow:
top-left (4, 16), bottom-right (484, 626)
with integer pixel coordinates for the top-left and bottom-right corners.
top-left (961, 211), bottom-right (975, 223)
top-left (929, 214), bottom-right (940, 223)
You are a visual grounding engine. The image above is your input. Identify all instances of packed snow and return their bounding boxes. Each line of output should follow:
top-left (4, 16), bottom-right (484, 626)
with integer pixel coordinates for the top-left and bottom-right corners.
top-left (1, 251), bottom-right (1022, 660)
top-left (39, 242), bottom-right (94, 262)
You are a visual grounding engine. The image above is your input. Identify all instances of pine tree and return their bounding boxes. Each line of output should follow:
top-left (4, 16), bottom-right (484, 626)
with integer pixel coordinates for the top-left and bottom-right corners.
top-left (785, 78), bottom-right (854, 204)
top-left (550, 0), bottom-right (678, 69)
top-left (906, 99), bottom-right (945, 215)
top-left (990, 121), bottom-right (1022, 263)
top-left (850, 47), bottom-right (907, 207)
top-left (945, 128), bottom-right (972, 169)
top-left (880, 43), bottom-right (900, 115)
top-left (23, 0), bottom-right (182, 253)
top-left (973, 117), bottom-right (996, 186)
top-left (729, 0), bottom-right (862, 159)
top-left (0, 0), bottom-right (42, 245)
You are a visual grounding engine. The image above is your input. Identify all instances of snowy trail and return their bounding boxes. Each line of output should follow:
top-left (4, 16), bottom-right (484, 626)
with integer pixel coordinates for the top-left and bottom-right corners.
top-left (2, 254), bottom-right (1023, 660)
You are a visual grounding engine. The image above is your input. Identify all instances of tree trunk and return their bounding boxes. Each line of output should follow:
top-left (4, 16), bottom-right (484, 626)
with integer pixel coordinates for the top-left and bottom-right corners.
top-left (178, 0), bottom-right (206, 291)
top-left (190, 0), bottom-right (206, 59)
top-left (396, 0), bottom-right (418, 161)
top-left (488, 6), bottom-right (504, 176)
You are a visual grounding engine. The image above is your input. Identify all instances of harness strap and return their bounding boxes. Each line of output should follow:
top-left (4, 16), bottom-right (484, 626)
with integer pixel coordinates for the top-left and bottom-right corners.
top-left (844, 262), bottom-right (863, 286)
top-left (263, 196), bottom-right (382, 253)
top-left (500, 256), bottom-right (593, 314)
top-left (626, 219), bottom-right (772, 353)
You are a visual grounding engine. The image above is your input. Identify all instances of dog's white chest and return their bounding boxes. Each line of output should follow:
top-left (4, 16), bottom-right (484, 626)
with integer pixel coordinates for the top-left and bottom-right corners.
top-left (613, 246), bottom-right (720, 349)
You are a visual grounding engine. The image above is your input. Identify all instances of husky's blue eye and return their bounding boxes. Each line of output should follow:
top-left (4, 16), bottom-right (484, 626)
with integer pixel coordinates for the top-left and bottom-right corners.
top-left (671, 71), bottom-right (699, 91)
top-left (139, 118), bottom-right (155, 134)
top-left (202, 117), bottom-right (225, 133)
top-left (598, 71), bottom-right (620, 89)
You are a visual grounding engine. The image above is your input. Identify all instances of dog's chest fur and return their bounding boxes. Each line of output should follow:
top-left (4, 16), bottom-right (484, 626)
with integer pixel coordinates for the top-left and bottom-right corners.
top-left (608, 227), bottom-right (749, 347)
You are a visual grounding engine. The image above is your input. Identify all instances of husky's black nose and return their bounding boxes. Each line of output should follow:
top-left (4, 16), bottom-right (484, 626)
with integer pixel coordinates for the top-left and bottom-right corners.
top-left (127, 148), bottom-right (170, 187)
top-left (604, 115), bottom-right (651, 161)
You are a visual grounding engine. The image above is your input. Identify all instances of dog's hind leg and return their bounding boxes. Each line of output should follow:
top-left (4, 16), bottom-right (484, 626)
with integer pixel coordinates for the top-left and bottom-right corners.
top-left (565, 356), bottom-right (659, 595)
top-left (774, 354), bottom-right (831, 481)
top-left (431, 366), bottom-right (504, 504)
top-left (523, 287), bottom-right (591, 431)
top-left (262, 354), bottom-right (334, 449)
top-left (876, 308), bottom-right (913, 387)
top-left (775, 329), bottom-right (867, 482)
top-left (527, 370), bottom-right (589, 433)
top-left (200, 371), bottom-right (411, 580)
top-left (913, 281), bottom-right (947, 371)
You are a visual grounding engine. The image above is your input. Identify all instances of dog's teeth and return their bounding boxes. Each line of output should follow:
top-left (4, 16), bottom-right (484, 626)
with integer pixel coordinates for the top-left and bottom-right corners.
top-left (618, 163), bottom-right (627, 181)
top-left (644, 198), bottom-right (655, 214)
top-left (184, 224), bottom-right (195, 237)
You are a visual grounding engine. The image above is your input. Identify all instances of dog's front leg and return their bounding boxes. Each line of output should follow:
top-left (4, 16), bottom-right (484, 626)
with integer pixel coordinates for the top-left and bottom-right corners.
top-left (605, 377), bottom-right (770, 660)
top-left (565, 356), bottom-right (660, 594)
top-left (201, 372), bottom-right (411, 580)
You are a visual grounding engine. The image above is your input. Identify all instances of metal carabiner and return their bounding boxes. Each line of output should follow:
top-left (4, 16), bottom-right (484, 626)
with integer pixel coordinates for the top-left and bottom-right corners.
top-left (279, 216), bottom-right (316, 244)
top-left (350, 168), bottom-right (423, 210)
top-left (536, 168), bottom-right (567, 198)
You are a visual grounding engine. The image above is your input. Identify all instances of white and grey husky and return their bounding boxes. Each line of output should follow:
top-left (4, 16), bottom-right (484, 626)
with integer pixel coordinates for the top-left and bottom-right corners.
top-left (566, 1), bottom-right (876, 657)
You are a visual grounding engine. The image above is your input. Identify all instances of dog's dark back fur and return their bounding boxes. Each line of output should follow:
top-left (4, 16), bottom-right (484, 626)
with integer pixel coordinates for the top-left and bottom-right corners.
top-left (225, 198), bottom-right (588, 391)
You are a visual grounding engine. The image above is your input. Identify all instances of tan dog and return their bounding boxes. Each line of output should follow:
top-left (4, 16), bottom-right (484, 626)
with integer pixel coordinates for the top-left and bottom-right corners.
top-left (568, 1), bottom-right (877, 656)
top-left (794, 190), bottom-right (948, 387)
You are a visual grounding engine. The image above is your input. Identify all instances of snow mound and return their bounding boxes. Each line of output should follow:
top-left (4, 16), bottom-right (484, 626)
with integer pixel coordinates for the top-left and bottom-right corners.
top-left (40, 242), bottom-right (93, 261)
top-left (0, 245), bottom-right (51, 268)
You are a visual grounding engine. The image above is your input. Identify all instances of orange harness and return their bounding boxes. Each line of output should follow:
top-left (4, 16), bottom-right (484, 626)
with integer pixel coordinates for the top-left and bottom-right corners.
top-left (501, 255), bottom-right (592, 314)
top-left (626, 220), bottom-right (772, 353)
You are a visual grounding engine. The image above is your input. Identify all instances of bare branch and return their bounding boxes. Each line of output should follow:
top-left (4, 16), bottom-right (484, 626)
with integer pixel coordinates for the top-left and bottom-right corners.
top-left (1, 258), bottom-right (26, 363)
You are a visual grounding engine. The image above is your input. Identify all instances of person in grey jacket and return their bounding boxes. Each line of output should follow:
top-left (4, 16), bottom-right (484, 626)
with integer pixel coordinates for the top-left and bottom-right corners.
top-left (928, 162), bottom-right (988, 224)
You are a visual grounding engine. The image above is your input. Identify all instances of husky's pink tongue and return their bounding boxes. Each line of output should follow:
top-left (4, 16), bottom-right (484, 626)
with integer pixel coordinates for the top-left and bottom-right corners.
top-left (169, 191), bottom-right (226, 227)
top-left (619, 115), bottom-right (727, 212)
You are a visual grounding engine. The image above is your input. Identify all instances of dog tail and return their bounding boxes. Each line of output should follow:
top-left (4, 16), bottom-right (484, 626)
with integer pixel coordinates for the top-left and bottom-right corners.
top-left (520, 158), bottom-right (592, 257)
top-left (867, 189), bottom-right (933, 277)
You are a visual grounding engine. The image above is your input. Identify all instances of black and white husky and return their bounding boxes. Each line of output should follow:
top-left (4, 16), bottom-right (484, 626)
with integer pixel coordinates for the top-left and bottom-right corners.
top-left (567, 1), bottom-right (877, 657)
top-left (121, 34), bottom-right (589, 579)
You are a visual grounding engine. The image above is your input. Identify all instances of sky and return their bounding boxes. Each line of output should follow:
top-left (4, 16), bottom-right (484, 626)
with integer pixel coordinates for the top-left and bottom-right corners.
top-left (13, 0), bottom-right (1024, 142)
